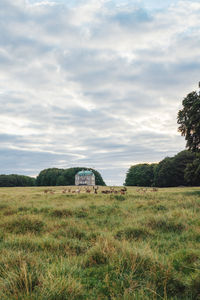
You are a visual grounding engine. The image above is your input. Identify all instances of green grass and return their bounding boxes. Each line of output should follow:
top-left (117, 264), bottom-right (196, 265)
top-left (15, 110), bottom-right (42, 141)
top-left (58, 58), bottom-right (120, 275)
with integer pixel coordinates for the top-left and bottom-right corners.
top-left (0, 186), bottom-right (200, 299)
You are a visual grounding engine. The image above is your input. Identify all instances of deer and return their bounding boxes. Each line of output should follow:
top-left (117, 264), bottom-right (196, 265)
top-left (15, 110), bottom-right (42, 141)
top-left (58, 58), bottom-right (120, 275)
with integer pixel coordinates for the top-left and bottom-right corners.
top-left (93, 186), bottom-right (98, 194)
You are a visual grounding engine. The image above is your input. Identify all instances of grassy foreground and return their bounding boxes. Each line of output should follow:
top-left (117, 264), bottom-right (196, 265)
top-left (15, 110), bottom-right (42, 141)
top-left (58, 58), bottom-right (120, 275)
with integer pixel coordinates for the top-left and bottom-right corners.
top-left (0, 186), bottom-right (200, 299)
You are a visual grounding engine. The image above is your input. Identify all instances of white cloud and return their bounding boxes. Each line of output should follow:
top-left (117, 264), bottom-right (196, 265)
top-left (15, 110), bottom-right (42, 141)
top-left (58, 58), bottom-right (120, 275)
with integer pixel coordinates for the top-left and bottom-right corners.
top-left (0, 0), bottom-right (198, 184)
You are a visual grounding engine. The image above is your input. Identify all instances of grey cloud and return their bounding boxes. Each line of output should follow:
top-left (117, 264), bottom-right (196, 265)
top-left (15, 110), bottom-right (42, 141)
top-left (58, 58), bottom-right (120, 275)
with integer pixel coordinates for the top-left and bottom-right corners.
top-left (0, 0), bottom-right (199, 184)
top-left (0, 148), bottom-right (72, 175)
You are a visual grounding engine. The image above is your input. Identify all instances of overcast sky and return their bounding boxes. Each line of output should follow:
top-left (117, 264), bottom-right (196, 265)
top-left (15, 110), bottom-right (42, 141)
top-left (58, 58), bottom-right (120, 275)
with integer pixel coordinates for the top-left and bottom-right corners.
top-left (0, 0), bottom-right (200, 185)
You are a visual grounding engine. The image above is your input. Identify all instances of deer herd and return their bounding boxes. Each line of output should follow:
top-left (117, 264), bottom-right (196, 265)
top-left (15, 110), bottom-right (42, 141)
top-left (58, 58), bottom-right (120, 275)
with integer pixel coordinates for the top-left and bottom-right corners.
top-left (43, 186), bottom-right (158, 195)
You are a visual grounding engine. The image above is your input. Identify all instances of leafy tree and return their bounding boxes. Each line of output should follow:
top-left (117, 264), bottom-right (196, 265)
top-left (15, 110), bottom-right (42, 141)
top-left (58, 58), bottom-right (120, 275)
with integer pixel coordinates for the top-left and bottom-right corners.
top-left (154, 157), bottom-right (175, 187)
top-left (184, 154), bottom-right (200, 186)
top-left (36, 168), bottom-right (64, 186)
top-left (170, 151), bottom-right (196, 186)
top-left (125, 163), bottom-right (156, 187)
top-left (177, 91), bottom-right (200, 152)
top-left (153, 151), bottom-right (195, 187)
top-left (56, 175), bottom-right (66, 186)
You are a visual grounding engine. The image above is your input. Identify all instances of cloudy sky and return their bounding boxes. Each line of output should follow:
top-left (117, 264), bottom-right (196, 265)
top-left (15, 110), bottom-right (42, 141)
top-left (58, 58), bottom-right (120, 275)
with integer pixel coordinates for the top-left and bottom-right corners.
top-left (0, 0), bottom-right (200, 185)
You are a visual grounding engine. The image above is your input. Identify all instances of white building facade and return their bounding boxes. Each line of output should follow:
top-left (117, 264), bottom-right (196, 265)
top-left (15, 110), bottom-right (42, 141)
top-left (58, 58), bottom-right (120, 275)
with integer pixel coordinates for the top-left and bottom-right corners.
top-left (75, 170), bottom-right (95, 186)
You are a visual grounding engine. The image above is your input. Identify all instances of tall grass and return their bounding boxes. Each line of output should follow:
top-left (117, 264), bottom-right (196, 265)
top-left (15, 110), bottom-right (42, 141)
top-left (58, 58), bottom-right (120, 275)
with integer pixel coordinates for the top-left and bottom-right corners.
top-left (0, 186), bottom-right (199, 299)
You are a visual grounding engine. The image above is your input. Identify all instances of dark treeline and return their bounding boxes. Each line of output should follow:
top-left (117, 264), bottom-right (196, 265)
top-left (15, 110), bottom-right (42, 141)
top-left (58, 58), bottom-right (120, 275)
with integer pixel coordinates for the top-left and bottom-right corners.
top-left (125, 150), bottom-right (200, 187)
top-left (36, 167), bottom-right (106, 186)
top-left (0, 174), bottom-right (36, 187)
top-left (0, 167), bottom-right (106, 187)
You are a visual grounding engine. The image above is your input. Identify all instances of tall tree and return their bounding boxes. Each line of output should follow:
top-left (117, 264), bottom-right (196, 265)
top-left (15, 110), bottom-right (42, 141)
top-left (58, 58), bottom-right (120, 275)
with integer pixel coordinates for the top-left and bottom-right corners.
top-left (125, 163), bottom-right (156, 187)
top-left (177, 91), bottom-right (200, 152)
top-left (184, 154), bottom-right (200, 186)
top-left (153, 151), bottom-right (195, 187)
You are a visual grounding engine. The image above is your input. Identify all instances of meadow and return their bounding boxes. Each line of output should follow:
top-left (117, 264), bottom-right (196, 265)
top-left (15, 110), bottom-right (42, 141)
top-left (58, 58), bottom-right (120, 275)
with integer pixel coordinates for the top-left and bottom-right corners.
top-left (0, 186), bottom-right (199, 299)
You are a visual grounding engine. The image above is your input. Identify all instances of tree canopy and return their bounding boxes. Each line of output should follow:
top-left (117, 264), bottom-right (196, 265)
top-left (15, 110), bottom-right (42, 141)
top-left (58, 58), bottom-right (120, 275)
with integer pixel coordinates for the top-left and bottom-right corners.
top-left (125, 163), bottom-right (156, 187)
top-left (184, 153), bottom-right (200, 186)
top-left (0, 174), bottom-right (36, 187)
top-left (154, 151), bottom-right (196, 187)
top-left (177, 91), bottom-right (200, 152)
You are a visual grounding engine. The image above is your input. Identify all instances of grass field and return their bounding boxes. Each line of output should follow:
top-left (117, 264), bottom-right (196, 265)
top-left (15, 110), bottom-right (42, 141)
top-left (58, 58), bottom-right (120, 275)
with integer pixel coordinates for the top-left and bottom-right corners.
top-left (0, 186), bottom-right (200, 299)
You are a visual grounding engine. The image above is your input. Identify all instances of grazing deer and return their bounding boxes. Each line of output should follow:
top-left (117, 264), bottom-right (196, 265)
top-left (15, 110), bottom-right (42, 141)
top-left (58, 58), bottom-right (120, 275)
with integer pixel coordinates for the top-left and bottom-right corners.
top-left (101, 190), bottom-right (110, 194)
top-left (93, 186), bottom-right (98, 194)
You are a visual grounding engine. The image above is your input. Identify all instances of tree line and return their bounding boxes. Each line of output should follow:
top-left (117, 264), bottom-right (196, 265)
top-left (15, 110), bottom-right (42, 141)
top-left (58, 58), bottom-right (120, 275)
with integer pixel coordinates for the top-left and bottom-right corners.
top-left (125, 150), bottom-right (200, 187)
top-left (0, 167), bottom-right (106, 187)
top-left (0, 174), bottom-right (36, 187)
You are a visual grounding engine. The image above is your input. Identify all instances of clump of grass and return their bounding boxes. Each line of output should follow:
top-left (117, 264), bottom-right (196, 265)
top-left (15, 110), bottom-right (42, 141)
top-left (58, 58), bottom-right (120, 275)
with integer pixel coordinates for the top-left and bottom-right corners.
top-left (67, 226), bottom-right (87, 240)
top-left (83, 237), bottom-right (118, 267)
top-left (113, 248), bottom-right (186, 298)
top-left (82, 238), bottom-right (186, 298)
top-left (84, 248), bottom-right (108, 267)
top-left (40, 261), bottom-right (83, 300)
top-left (40, 275), bottom-right (83, 300)
top-left (114, 195), bottom-right (126, 201)
top-left (152, 204), bottom-right (168, 211)
top-left (0, 252), bottom-right (40, 298)
top-left (189, 273), bottom-right (200, 299)
top-left (18, 206), bottom-right (30, 212)
top-left (0, 204), bottom-right (8, 210)
top-left (67, 239), bottom-right (89, 255)
top-left (74, 208), bottom-right (88, 218)
top-left (172, 249), bottom-right (200, 274)
top-left (115, 226), bottom-right (150, 240)
top-left (3, 217), bottom-right (45, 234)
top-left (147, 216), bottom-right (185, 233)
top-left (0, 233), bottom-right (4, 243)
top-left (3, 209), bottom-right (17, 216)
top-left (96, 205), bottom-right (118, 216)
top-left (51, 209), bottom-right (73, 218)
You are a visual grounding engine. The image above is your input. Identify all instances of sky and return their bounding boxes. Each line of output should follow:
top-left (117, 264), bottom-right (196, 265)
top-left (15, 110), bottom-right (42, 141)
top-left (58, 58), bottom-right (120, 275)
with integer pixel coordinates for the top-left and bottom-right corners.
top-left (0, 0), bottom-right (200, 185)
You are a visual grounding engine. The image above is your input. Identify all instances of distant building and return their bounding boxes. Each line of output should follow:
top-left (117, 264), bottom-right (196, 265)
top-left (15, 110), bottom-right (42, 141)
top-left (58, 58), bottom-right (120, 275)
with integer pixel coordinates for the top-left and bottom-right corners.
top-left (75, 170), bottom-right (95, 186)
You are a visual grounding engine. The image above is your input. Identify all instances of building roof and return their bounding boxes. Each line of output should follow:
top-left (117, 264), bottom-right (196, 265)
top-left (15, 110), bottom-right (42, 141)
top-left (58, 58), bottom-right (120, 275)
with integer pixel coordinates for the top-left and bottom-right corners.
top-left (77, 170), bottom-right (94, 176)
